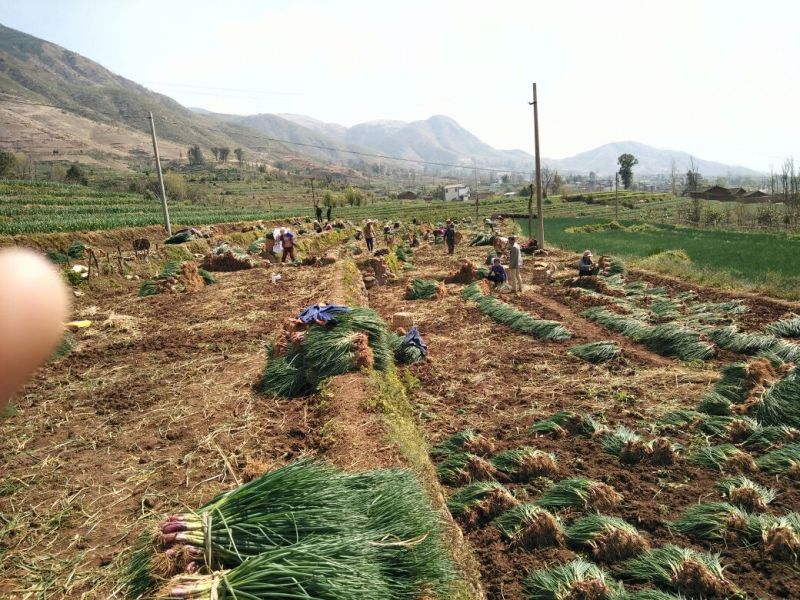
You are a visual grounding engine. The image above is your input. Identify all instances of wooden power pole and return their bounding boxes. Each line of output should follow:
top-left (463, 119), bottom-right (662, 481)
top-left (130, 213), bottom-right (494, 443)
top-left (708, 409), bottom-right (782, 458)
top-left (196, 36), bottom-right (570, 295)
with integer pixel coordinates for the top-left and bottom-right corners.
top-left (615, 172), bottom-right (620, 221)
top-left (148, 112), bottom-right (172, 236)
top-left (529, 83), bottom-right (544, 248)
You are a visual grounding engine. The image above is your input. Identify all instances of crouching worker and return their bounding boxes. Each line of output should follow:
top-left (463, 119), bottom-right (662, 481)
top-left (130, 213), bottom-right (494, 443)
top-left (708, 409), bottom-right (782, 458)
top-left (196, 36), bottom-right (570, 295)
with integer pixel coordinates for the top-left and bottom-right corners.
top-left (578, 250), bottom-right (599, 277)
top-left (487, 257), bottom-right (507, 288)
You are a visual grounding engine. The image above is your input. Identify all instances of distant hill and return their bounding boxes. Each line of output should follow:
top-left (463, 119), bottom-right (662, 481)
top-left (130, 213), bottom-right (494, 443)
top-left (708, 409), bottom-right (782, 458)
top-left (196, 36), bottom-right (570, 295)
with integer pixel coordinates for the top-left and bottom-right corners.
top-left (280, 113), bottom-right (535, 170)
top-left (548, 141), bottom-right (762, 177)
top-left (0, 23), bottom-right (762, 178)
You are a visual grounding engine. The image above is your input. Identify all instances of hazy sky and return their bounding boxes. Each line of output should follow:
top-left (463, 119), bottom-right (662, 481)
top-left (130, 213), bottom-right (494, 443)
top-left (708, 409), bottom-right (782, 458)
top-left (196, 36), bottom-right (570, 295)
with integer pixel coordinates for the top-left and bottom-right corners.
top-left (1, 0), bottom-right (797, 170)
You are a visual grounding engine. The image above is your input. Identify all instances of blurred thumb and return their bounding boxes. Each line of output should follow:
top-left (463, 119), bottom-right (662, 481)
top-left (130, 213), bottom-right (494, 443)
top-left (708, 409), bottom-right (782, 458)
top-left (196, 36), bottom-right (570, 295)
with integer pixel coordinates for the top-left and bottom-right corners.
top-left (0, 249), bottom-right (71, 410)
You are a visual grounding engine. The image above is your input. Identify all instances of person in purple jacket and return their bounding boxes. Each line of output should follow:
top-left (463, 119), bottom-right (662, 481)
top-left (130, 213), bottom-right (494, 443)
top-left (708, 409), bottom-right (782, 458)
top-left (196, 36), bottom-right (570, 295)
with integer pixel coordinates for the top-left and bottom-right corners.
top-left (487, 257), bottom-right (507, 288)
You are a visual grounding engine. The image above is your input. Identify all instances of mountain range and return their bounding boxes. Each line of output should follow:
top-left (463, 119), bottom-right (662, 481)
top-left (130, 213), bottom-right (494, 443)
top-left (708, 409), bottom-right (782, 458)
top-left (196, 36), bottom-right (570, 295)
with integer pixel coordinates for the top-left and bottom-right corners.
top-left (0, 23), bottom-right (762, 177)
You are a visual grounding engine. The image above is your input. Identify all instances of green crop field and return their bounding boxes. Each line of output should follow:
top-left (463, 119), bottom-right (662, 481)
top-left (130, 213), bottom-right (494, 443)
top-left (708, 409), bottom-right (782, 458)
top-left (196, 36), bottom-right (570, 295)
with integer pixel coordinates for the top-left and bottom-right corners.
top-left (0, 179), bottom-right (672, 235)
top-left (542, 217), bottom-right (800, 299)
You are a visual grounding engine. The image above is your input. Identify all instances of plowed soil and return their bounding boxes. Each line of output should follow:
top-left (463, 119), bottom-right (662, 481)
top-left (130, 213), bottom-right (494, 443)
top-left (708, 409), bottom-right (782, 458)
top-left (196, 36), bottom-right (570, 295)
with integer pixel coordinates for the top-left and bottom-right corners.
top-left (365, 241), bottom-right (800, 600)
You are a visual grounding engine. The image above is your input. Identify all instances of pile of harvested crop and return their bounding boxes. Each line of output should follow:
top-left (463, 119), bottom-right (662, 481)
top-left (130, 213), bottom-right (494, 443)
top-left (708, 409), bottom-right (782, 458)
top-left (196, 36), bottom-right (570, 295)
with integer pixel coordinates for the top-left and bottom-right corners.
top-left (202, 244), bottom-right (258, 271)
top-left (139, 261), bottom-right (215, 297)
top-left (406, 278), bottom-right (446, 300)
top-left (127, 460), bottom-right (454, 599)
top-left (444, 260), bottom-right (479, 284)
top-left (258, 306), bottom-right (397, 397)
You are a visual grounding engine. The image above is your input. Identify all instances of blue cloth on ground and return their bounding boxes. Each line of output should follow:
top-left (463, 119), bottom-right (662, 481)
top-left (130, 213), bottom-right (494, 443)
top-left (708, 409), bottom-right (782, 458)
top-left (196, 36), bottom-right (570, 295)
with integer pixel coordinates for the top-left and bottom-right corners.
top-left (401, 326), bottom-right (428, 356)
top-left (297, 304), bottom-right (351, 324)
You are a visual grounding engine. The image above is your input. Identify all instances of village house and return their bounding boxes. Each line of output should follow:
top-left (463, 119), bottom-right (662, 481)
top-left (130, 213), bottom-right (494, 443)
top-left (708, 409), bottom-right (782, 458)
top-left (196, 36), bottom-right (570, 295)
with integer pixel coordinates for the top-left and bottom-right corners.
top-left (444, 184), bottom-right (471, 202)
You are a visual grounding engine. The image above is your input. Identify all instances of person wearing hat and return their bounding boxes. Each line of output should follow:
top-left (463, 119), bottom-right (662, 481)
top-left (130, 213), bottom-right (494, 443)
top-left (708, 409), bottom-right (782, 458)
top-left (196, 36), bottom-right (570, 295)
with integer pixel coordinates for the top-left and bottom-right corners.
top-left (363, 219), bottom-right (375, 252)
top-left (578, 250), bottom-right (599, 276)
top-left (444, 221), bottom-right (457, 255)
top-left (508, 235), bottom-right (523, 292)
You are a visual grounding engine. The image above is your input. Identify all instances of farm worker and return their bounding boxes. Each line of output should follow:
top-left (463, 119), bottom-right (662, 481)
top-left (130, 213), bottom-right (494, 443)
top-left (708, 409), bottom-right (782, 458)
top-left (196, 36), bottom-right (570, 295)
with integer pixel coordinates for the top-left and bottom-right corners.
top-left (324, 222), bottom-right (333, 231)
top-left (313, 221), bottom-right (323, 233)
top-left (487, 257), bottom-right (507, 288)
top-left (280, 228), bottom-right (296, 263)
top-left (444, 222), bottom-right (457, 255)
top-left (508, 236), bottom-right (523, 292)
top-left (363, 220), bottom-right (375, 252)
top-left (326, 205), bottom-right (332, 222)
top-left (315, 205), bottom-right (323, 223)
top-left (578, 250), bottom-right (599, 277)
top-left (0, 249), bottom-right (71, 411)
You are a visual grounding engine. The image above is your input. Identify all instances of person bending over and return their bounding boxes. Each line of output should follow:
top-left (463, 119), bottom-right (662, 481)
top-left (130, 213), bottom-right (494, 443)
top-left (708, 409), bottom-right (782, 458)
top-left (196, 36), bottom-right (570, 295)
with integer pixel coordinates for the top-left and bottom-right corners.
top-left (578, 250), bottom-right (599, 276)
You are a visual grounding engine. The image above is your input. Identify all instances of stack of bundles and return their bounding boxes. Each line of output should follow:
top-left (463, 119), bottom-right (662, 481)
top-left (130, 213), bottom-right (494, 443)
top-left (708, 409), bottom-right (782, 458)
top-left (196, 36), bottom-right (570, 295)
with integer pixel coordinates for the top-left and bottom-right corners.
top-left (258, 306), bottom-right (394, 397)
top-left (202, 243), bottom-right (257, 271)
top-left (127, 460), bottom-right (454, 599)
top-left (469, 232), bottom-right (495, 246)
top-left (405, 278), bottom-right (446, 300)
top-left (605, 256), bottom-right (626, 276)
top-left (444, 260), bottom-right (478, 284)
top-left (387, 327), bottom-right (428, 364)
top-left (394, 245), bottom-right (412, 262)
top-left (140, 261), bottom-right (215, 297)
top-left (697, 358), bottom-right (800, 427)
top-left (462, 283), bottom-right (571, 341)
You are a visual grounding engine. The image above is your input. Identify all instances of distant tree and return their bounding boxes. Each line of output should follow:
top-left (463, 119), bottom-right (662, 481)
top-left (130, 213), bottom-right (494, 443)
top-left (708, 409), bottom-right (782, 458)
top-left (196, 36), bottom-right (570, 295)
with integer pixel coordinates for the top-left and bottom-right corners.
top-left (500, 174), bottom-right (510, 184)
top-left (234, 148), bottom-right (245, 167)
top-left (219, 147), bottom-right (230, 163)
top-left (187, 145), bottom-right (205, 166)
top-left (210, 147), bottom-right (220, 161)
top-left (686, 156), bottom-right (702, 224)
top-left (344, 186), bottom-right (364, 206)
top-left (322, 190), bottom-right (335, 207)
top-left (65, 164), bottom-right (88, 185)
top-left (588, 171), bottom-right (597, 189)
top-left (669, 159), bottom-right (678, 196)
top-left (617, 153), bottom-right (638, 189)
top-left (49, 163), bottom-right (67, 182)
top-left (550, 172), bottom-right (564, 196)
top-left (540, 166), bottom-right (556, 198)
top-left (432, 185), bottom-right (445, 201)
top-left (0, 149), bottom-right (18, 178)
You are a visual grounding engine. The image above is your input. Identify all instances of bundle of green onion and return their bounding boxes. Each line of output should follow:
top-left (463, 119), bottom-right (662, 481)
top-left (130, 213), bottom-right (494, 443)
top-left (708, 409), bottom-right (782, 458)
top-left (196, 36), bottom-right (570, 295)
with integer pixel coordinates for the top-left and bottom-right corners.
top-left (670, 502), bottom-right (752, 543)
top-left (535, 478), bottom-right (623, 512)
top-left (565, 514), bottom-right (649, 562)
top-left (494, 504), bottom-right (563, 549)
top-left (525, 558), bottom-right (622, 600)
top-left (715, 475), bottom-right (776, 512)
top-left (431, 429), bottom-right (495, 458)
top-left (568, 341), bottom-right (621, 363)
top-left (620, 544), bottom-right (733, 599)
top-left (490, 446), bottom-right (557, 480)
top-left (155, 536), bottom-right (393, 600)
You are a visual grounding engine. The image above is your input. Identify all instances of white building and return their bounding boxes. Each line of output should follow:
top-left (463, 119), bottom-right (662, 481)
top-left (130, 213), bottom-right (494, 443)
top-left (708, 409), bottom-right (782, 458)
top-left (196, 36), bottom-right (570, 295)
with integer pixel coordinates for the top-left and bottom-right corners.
top-left (444, 184), bottom-right (471, 202)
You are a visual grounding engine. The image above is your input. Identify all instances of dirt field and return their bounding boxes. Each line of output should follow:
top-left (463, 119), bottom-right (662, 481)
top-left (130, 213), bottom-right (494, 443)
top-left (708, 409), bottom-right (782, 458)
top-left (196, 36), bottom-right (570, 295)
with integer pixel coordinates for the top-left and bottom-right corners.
top-left (365, 242), bottom-right (800, 600)
top-left (2, 228), bottom-right (800, 600)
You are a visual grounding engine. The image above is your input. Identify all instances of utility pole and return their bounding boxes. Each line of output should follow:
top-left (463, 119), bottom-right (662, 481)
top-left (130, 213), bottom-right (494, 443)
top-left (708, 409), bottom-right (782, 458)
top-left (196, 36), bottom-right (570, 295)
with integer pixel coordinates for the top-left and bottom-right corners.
top-left (147, 112), bottom-right (172, 236)
top-left (529, 83), bottom-right (544, 248)
top-left (474, 162), bottom-right (479, 219)
top-left (615, 172), bottom-right (619, 221)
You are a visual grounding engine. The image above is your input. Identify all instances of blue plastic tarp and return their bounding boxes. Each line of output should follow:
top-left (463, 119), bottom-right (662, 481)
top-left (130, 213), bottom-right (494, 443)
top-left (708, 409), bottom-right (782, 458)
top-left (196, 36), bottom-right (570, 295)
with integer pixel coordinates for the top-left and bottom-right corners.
top-left (401, 326), bottom-right (428, 356)
top-left (297, 304), bottom-right (351, 324)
